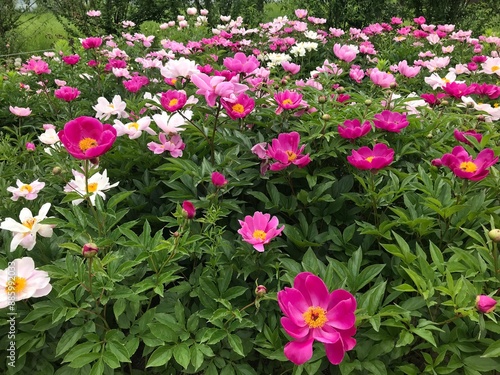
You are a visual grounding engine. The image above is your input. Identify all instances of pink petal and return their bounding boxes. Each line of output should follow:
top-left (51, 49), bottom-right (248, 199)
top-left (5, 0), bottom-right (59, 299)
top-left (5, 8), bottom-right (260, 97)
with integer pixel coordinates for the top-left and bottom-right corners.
top-left (283, 338), bottom-right (314, 365)
top-left (324, 340), bottom-right (346, 365)
top-left (281, 317), bottom-right (310, 339)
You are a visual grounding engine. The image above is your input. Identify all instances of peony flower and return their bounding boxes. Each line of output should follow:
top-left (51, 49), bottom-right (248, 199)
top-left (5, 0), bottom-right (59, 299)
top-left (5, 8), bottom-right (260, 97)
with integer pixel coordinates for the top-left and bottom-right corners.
top-left (64, 169), bottom-right (119, 205)
top-left (338, 119), bottom-right (372, 140)
top-left (9, 106), bottom-right (31, 117)
top-left (237, 211), bottom-right (284, 252)
top-left (453, 129), bottom-right (482, 145)
top-left (223, 52), bottom-right (260, 74)
top-left (81, 37), bottom-right (102, 49)
top-left (58, 116), bottom-right (117, 160)
top-left (397, 60), bottom-right (421, 78)
top-left (54, 86), bottom-right (80, 102)
top-left (0, 203), bottom-right (54, 251)
top-left (295, 9), bottom-right (308, 19)
top-left (347, 143), bottom-right (394, 170)
top-left (274, 90), bottom-right (303, 115)
top-left (476, 295), bottom-right (497, 313)
top-left (113, 116), bottom-right (155, 140)
top-left (147, 133), bottom-right (185, 157)
top-left (373, 110), bottom-right (409, 133)
top-left (182, 201), bottom-right (196, 219)
top-left (7, 179), bottom-right (45, 201)
top-left (160, 90), bottom-right (187, 112)
top-left (38, 124), bottom-right (59, 145)
top-left (442, 82), bottom-right (474, 99)
top-left (0, 257), bottom-right (52, 308)
top-left (333, 43), bottom-right (359, 63)
top-left (152, 112), bottom-right (190, 134)
top-left (221, 93), bottom-right (255, 120)
top-left (21, 59), bottom-right (51, 75)
top-left (277, 272), bottom-right (357, 365)
top-left (211, 172), bottom-right (228, 187)
top-left (160, 57), bottom-right (200, 79)
top-left (93, 95), bottom-right (128, 120)
top-left (281, 61), bottom-right (301, 75)
top-left (266, 132), bottom-right (311, 171)
top-left (86, 10), bottom-right (101, 17)
top-left (369, 68), bottom-right (396, 88)
top-left (191, 73), bottom-right (248, 107)
top-left (62, 54), bottom-right (80, 65)
top-left (432, 146), bottom-right (498, 181)
top-left (26, 142), bottom-right (35, 151)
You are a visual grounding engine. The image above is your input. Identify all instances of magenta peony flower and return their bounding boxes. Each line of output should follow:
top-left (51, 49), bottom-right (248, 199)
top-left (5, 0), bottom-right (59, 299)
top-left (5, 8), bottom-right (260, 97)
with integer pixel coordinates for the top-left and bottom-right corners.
top-left (347, 143), bottom-right (394, 170)
top-left (182, 201), bottom-right (196, 219)
top-left (453, 129), bottom-right (482, 145)
top-left (21, 59), bottom-right (51, 75)
top-left (266, 132), bottom-right (311, 171)
top-left (54, 86), bottom-right (81, 102)
top-left (281, 61), bottom-right (301, 75)
top-left (211, 172), bottom-right (228, 187)
top-left (476, 295), bottom-right (497, 313)
top-left (223, 52), bottom-right (260, 74)
top-left (442, 82), bottom-right (474, 99)
top-left (373, 110), bottom-right (409, 133)
top-left (221, 93), bottom-right (255, 120)
top-left (237, 211), bottom-right (284, 252)
top-left (81, 37), bottom-right (103, 49)
top-left (62, 54), bottom-right (80, 65)
top-left (432, 146), bottom-right (498, 181)
top-left (338, 119), bottom-right (371, 140)
top-left (58, 116), bottom-right (117, 160)
top-left (277, 272), bottom-right (357, 365)
top-left (160, 90), bottom-right (187, 112)
top-left (274, 90), bottom-right (303, 115)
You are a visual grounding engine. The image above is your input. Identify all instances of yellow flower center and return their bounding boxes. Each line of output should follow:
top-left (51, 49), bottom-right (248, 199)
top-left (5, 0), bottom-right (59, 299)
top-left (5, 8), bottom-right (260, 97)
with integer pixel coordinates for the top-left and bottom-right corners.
top-left (460, 161), bottom-right (477, 173)
top-left (286, 150), bottom-right (297, 162)
top-left (282, 99), bottom-right (294, 105)
top-left (252, 230), bottom-right (267, 241)
top-left (5, 276), bottom-right (27, 294)
top-left (87, 182), bottom-right (98, 193)
top-left (20, 184), bottom-right (33, 193)
top-left (442, 78), bottom-right (450, 83)
top-left (128, 122), bottom-right (139, 130)
top-left (232, 103), bottom-right (245, 113)
top-left (492, 66), bottom-right (499, 72)
top-left (303, 306), bottom-right (328, 328)
top-left (494, 103), bottom-right (499, 108)
top-left (79, 137), bottom-right (98, 152)
top-left (169, 98), bottom-right (179, 107)
top-left (108, 103), bottom-right (115, 109)
top-left (366, 156), bottom-right (374, 163)
top-left (23, 218), bottom-right (36, 230)
top-left (171, 78), bottom-right (177, 84)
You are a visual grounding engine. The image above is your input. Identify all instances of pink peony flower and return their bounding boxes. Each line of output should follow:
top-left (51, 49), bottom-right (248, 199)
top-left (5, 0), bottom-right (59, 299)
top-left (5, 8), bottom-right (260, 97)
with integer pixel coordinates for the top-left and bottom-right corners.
top-left (9, 106), bottom-right (32, 117)
top-left (349, 65), bottom-right (365, 83)
top-left (0, 257), bottom-right (52, 308)
top-left (62, 54), bottom-right (80, 65)
top-left (432, 146), bottom-right (498, 181)
top-left (211, 172), bottom-right (228, 187)
top-left (333, 43), bottom-right (359, 63)
top-left (7, 179), bottom-right (45, 201)
top-left (223, 52), bottom-right (260, 74)
top-left (453, 129), bottom-right (482, 145)
top-left (397, 60), bottom-right (421, 78)
top-left (266, 132), bottom-right (311, 171)
top-left (442, 82), bottom-right (474, 99)
top-left (277, 272), bottom-right (357, 365)
top-left (221, 93), bottom-right (255, 120)
top-left (54, 86), bottom-right (81, 102)
top-left (81, 37), bottom-right (103, 49)
top-left (476, 295), bottom-right (497, 313)
top-left (338, 119), bottom-right (372, 140)
top-left (191, 73), bottom-right (248, 107)
top-left (26, 142), bottom-right (35, 151)
top-left (182, 201), bottom-right (196, 219)
top-left (373, 110), bottom-right (409, 133)
top-left (237, 211), bottom-right (284, 252)
top-left (147, 133), bottom-right (185, 157)
top-left (281, 61), bottom-right (301, 75)
top-left (274, 90), bottom-right (303, 115)
top-left (58, 116), bottom-right (117, 160)
top-left (160, 90), bottom-right (187, 112)
top-left (295, 9), bottom-right (308, 19)
top-left (347, 143), bottom-right (394, 170)
top-left (21, 59), bottom-right (51, 75)
top-left (369, 68), bottom-right (396, 88)
top-left (86, 10), bottom-right (101, 17)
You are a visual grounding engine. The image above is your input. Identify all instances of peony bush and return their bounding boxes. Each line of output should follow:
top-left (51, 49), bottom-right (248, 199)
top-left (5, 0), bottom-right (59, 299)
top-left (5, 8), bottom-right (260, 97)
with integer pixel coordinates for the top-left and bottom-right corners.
top-left (1, 7), bottom-right (500, 375)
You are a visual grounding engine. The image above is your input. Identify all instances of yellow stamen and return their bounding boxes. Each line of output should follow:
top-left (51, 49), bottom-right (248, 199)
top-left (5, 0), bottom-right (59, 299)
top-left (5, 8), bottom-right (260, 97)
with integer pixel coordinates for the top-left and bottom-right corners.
top-left (442, 78), bottom-right (450, 83)
top-left (252, 230), bottom-right (267, 241)
top-left (79, 137), bottom-right (98, 152)
top-left (128, 122), bottom-right (139, 130)
top-left (366, 156), bottom-right (374, 163)
top-left (171, 78), bottom-right (177, 84)
top-left (232, 103), bottom-right (245, 113)
top-left (23, 218), bottom-right (36, 230)
top-left (460, 161), bottom-right (477, 173)
top-left (286, 150), bottom-right (297, 162)
top-left (282, 99), bottom-right (294, 105)
top-left (492, 66), bottom-right (499, 72)
top-left (87, 182), bottom-right (98, 193)
top-left (20, 184), bottom-right (33, 193)
top-left (303, 306), bottom-right (328, 328)
top-left (169, 98), bottom-right (179, 107)
top-left (5, 276), bottom-right (27, 294)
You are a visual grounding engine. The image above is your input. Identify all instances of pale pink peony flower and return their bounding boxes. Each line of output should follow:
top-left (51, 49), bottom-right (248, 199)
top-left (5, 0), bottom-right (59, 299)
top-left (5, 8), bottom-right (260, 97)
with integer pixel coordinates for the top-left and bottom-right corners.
top-left (86, 10), bottom-right (101, 17)
top-left (7, 179), bottom-right (45, 201)
top-left (369, 68), bottom-right (396, 88)
top-left (0, 257), bottom-right (52, 308)
top-left (113, 116), bottom-right (155, 139)
top-left (64, 169), bottom-right (119, 206)
top-left (147, 133), bottom-right (185, 157)
top-left (295, 9), bottom-right (308, 19)
top-left (238, 211), bottom-right (284, 252)
top-left (333, 43), bottom-right (359, 62)
top-left (9, 106), bottom-right (31, 117)
top-left (277, 272), bottom-right (356, 365)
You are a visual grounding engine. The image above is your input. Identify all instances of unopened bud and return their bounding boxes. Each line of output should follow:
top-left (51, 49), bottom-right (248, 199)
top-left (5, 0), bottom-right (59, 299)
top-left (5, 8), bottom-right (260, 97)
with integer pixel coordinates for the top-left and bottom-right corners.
top-left (476, 295), bottom-right (497, 313)
top-left (336, 86), bottom-right (345, 93)
top-left (389, 82), bottom-right (397, 89)
top-left (82, 243), bottom-right (98, 258)
top-left (477, 115), bottom-right (486, 122)
top-left (440, 100), bottom-right (449, 106)
top-left (321, 114), bottom-right (331, 121)
top-left (488, 229), bottom-right (500, 242)
top-left (52, 166), bottom-right (62, 175)
top-left (255, 285), bottom-right (267, 297)
top-left (426, 132), bottom-right (433, 139)
top-left (173, 231), bottom-right (180, 238)
top-left (318, 95), bottom-right (327, 103)
top-left (365, 99), bottom-right (372, 106)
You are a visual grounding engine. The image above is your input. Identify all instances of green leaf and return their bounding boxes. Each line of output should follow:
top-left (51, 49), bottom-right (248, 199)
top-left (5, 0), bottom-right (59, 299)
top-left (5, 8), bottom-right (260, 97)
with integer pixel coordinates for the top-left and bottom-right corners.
top-left (173, 342), bottom-right (191, 369)
top-left (107, 190), bottom-right (134, 209)
top-left (146, 346), bottom-right (172, 367)
top-left (63, 342), bottom-right (99, 363)
top-left (102, 350), bottom-right (120, 369)
top-left (89, 359), bottom-right (104, 375)
top-left (68, 352), bottom-right (101, 368)
top-left (56, 326), bottom-right (85, 357)
top-left (227, 334), bottom-right (244, 356)
top-left (191, 345), bottom-right (204, 371)
top-left (482, 340), bottom-right (500, 358)
top-left (411, 328), bottom-right (437, 347)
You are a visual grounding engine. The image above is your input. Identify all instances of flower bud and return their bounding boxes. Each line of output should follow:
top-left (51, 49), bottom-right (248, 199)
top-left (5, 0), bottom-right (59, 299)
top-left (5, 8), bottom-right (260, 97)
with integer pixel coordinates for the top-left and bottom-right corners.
top-left (318, 96), bottom-right (327, 103)
top-left (488, 229), bottom-right (500, 242)
top-left (82, 243), bottom-right (98, 258)
top-left (52, 166), bottom-right (62, 175)
top-left (365, 99), bottom-right (372, 106)
top-left (426, 132), bottom-right (433, 139)
top-left (440, 100), bottom-right (449, 106)
top-left (321, 114), bottom-right (331, 121)
top-left (336, 86), bottom-right (345, 93)
top-left (255, 285), bottom-right (267, 297)
top-left (26, 142), bottom-right (35, 151)
top-left (476, 295), bottom-right (497, 313)
top-left (477, 115), bottom-right (485, 122)
top-left (182, 200), bottom-right (196, 219)
top-left (211, 171), bottom-right (228, 187)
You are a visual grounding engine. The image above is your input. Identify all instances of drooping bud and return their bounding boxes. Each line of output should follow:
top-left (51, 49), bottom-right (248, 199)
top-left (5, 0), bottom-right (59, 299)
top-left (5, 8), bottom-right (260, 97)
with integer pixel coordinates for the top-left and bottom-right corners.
top-left (476, 295), bottom-right (497, 313)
